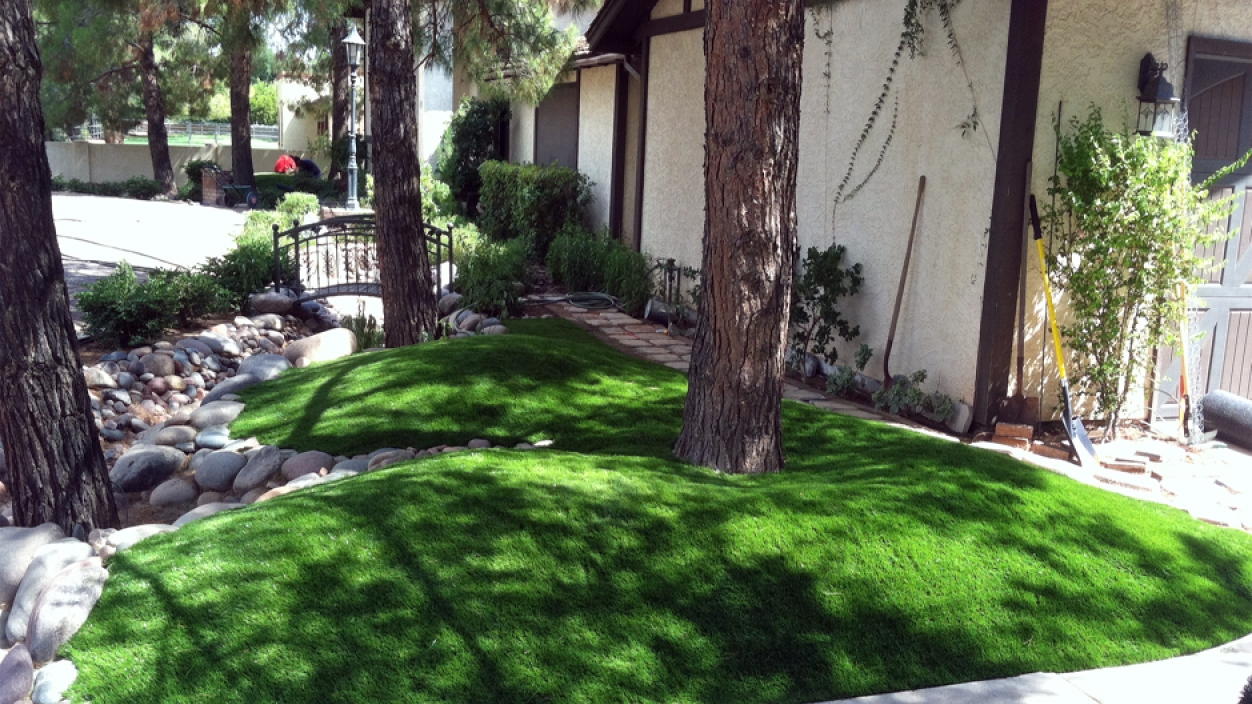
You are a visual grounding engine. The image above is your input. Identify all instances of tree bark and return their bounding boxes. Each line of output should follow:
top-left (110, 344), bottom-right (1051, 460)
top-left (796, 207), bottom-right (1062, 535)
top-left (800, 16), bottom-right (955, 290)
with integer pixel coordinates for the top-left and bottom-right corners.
top-left (138, 31), bottom-right (177, 198)
top-left (673, 0), bottom-right (805, 475)
top-left (330, 19), bottom-right (350, 184)
top-left (0, 0), bottom-right (120, 532)
top-left (370, 0), bottom-right (438, 347)
top-left (229, 43), bottom-right (254, 187)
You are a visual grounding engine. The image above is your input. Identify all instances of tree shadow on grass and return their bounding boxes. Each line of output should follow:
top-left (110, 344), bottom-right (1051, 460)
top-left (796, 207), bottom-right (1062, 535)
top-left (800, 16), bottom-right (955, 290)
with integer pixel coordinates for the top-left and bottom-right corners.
top-left (66, 450), bottom-right (1252, 704)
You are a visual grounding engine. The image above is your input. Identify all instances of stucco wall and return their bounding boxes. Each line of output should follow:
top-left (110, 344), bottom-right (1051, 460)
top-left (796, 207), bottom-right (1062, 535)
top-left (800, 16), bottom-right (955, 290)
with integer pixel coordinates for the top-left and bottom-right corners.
top-left (578, 66), bottom-right (619, 230)
top-left (1019, 0), bottom-right (1252, 418)
top-left (510, 103), bottom-right (537, 163)
top-left (640, 29), bottom-right (706, 280)
top-left (46, 142), bottom-right (308, 187)
top-left (638, 1), bottom-right (1011, 404)
top-left (277, 79), bottom-right (324, 152)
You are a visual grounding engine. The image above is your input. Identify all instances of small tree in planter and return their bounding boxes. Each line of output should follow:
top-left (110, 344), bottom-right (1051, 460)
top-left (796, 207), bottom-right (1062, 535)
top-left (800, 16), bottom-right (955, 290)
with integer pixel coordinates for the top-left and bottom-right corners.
top-left (1045, 106), bottom-right (1249, 437)
top-left (789, 243), bottom-right (864, 376)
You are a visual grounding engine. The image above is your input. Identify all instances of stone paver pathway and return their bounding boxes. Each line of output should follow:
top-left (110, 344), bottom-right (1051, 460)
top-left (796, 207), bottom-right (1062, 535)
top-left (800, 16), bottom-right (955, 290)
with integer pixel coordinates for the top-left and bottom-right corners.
top-left (536, 296), bottom-right (903, 427)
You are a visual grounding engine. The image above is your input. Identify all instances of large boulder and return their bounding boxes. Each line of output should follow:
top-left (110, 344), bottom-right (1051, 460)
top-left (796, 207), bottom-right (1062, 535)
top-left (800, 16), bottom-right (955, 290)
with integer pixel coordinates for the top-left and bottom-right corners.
top-left (104, 525), bottom-right (178, 556)
top-left (31, 658), bottom-right (77, 704)
top-left (172, 502), bottom-right (243, 527)
top-left (238, 354), bottom-right (291, 382)
top-left (282, 451), bottom-right (335, 481)
top-left (201, 374), bottom-right (262, 405)
top-left (250, 291), bottom-right (297, 315)
top-left (138, 353), bottom-right (177, 377)
top-left (0, 524), bottom-right (65, 607)
top-left (174, 338), bottom-right (214, 357)
top-left (233, 445), bottom-right (283, 493)
top-left (149, 477), bottom-right (199, 506)
top-left (198, 333), bottom-right (241, 358)
top-left (109, 445), bottom-right (187, 492)
top-left (5, 540), bottom-right (95, 644)
top-left (194, 450), bottom-right (248, 492)
top-left (82, 367), bottom-right (116, 390)
top-left (283, 328), bottom-right (358, 365)
top-left (152, 425), bottom-right (198, 446)
top-left (0, 643), bottom-right (33, 704)
top-left (26, 557), bottom-right (109, 663)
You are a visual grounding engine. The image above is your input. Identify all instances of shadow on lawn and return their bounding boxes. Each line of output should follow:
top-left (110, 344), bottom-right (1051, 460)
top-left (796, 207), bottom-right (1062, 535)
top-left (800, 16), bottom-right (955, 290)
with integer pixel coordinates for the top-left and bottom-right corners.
top-left (74, 449), bottom-right (1252, 704)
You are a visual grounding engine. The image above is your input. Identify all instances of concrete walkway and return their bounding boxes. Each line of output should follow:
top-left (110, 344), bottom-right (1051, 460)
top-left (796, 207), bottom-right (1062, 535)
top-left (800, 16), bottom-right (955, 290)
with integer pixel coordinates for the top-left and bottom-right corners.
top-left (816, 633), bottom-right (1252, 703)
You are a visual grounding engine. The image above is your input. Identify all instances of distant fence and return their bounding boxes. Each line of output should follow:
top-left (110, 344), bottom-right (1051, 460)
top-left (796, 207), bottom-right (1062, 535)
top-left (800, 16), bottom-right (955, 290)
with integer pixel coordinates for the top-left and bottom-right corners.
top-left (73, 120), bottom-right (279, 143)
top-left (45, 141), bottom-right (308, 188)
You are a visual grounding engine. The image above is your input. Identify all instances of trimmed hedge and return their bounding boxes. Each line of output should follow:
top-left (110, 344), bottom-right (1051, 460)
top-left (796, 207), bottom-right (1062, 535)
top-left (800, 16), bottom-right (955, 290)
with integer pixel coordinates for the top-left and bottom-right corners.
top-left (78, 263), bottom-right (230, 346)
top-left (478, 161), bottom-right (590, 259)
top-left (253, 173), bottom-right (340, 210)
top-left (51, 175), bottom-right (165, 201)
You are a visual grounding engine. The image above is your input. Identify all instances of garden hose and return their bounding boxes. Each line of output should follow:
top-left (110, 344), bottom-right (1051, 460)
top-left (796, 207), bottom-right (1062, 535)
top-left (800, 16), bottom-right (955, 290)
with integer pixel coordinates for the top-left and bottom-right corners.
top-left (525, 292), bottom-right (622, 311)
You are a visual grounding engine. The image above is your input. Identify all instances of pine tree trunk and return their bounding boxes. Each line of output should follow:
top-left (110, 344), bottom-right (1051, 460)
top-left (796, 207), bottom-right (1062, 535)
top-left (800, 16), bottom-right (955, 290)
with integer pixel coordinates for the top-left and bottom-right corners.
top-left (229, 44), bottom-right (254, 187)
top-left (369, 0), bottom-right (437, 347)
top-left (673, 0), bottom-right (805, 475)
top-left (0, 0), bottom-right (120, 532)
top-left (138, 31), bottom-right (177, 198)
top-left (330, 20), bottom-right (350, 183)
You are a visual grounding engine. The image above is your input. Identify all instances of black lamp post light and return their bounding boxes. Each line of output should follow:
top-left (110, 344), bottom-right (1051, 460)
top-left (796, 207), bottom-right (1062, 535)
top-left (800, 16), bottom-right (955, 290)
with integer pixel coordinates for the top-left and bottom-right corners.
top-left (343, 24), bottom-right (365, 209)
top-left (1137, 52), bottom-right (1181, 139)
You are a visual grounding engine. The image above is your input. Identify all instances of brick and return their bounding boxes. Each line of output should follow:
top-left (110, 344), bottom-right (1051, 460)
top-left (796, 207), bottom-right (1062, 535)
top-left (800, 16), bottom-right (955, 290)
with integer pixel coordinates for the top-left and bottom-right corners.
top-left (1134, 450), bottom-right (1163, 463)
top-left (1031, 443), bottom-right (1072, 461)
top-left (994, 423), bottom-right (1035, 440)
top-left (1100, 458), bottom-right (1148, 474)
top-left (1093, 469), bottom-right (1159, 492)
top-left (992, 435), bottom-right (1031, 451)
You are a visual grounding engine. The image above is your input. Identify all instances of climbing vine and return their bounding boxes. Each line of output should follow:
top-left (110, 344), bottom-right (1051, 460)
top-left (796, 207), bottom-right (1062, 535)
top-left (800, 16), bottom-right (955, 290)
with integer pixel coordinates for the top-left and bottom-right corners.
top-left (811, 0), bottom-right (984, 214)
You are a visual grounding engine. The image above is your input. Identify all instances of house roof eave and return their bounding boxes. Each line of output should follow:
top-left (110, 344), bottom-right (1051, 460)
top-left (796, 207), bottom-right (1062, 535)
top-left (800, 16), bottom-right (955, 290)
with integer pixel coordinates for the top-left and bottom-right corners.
top-left (586, 0), bottom-right (658, 54)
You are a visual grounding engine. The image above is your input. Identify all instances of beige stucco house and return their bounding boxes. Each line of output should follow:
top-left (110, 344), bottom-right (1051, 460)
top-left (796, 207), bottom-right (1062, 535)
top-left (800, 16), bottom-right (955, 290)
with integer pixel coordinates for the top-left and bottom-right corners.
top-left (504, 0), bottom-right (1252, 431)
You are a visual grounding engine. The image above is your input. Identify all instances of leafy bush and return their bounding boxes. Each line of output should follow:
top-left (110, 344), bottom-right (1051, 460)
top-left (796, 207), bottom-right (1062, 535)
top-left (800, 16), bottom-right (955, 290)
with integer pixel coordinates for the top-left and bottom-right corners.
top-left (254, 173), bottom-right (339, 210)
top-left (455, 238), bottom-right (531, 318)
top-left (545, 225), bottom-right (654, 317)
top-left (340, 302), bottom-right (384, 350)
top-left (147, 269), bottom-right (231, 325)
top-left (1045, 106), bottom-right (1250, 433)
top-left (478, 160), bottom-right (590, 258)
top-left (123, 176), bottom-right (164, 200)
top-left (78, 262), bottom-right (179, 346)
top-left (277, 192), bottom-right (321, 225)
top-left (181, 159), bottom-right (218, 202)
top-left (202, 196), bottom-right (304, 311)
top-left (434, 96), bottom-right (510, 208)
top-left (790, 243), bottom-right (864, 372)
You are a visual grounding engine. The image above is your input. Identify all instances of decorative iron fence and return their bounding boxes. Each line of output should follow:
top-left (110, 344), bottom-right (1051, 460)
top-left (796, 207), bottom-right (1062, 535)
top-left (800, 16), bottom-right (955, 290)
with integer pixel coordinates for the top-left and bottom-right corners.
top-left (272, 213), bottom-right (454, 301)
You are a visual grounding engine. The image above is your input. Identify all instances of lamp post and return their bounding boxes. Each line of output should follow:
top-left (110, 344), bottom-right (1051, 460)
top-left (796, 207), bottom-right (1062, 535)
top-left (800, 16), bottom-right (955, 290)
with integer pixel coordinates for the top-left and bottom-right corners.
top-left (343, 24), bottom-right (365, 209)
top-left (1137, 53), bottom-right (1181, 139)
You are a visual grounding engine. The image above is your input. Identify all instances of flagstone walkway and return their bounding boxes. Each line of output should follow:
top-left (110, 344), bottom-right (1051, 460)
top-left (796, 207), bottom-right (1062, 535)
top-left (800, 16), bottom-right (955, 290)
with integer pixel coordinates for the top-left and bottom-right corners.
top-left (532, 296), bottom-right (897, 425)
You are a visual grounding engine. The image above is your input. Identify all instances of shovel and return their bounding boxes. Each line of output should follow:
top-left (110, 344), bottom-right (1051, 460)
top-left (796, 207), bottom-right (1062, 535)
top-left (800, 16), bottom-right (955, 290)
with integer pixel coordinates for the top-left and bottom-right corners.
top-left (1029, 196), bottom-right (1098, 468)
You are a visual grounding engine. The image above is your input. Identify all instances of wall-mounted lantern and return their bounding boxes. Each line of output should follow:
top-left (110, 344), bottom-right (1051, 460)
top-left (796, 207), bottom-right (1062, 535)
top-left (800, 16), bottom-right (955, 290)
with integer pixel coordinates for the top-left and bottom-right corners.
top-left (1137, 53), bottom-right (1181, 138)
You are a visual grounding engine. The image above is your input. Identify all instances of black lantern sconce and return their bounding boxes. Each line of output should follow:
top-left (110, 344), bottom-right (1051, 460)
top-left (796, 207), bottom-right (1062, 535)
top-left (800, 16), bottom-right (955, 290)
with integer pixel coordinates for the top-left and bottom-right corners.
top-left (1137, 53), bottom-right (1181, 138)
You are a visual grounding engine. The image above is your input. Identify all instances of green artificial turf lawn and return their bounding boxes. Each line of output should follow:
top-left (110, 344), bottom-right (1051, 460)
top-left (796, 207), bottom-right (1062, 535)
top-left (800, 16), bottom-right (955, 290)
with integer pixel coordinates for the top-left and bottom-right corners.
top-left (65, 321), bottom-right (1252, 703)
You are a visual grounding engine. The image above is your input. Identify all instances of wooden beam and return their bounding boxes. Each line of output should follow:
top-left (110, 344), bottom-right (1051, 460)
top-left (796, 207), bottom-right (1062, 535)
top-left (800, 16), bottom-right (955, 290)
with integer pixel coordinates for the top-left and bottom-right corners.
top-left (634, 10), bottom-right (706, 42)
top-left (972, 0), bottom-right (1049, 428)
top-left (610, 63), bottom-right (629, 241)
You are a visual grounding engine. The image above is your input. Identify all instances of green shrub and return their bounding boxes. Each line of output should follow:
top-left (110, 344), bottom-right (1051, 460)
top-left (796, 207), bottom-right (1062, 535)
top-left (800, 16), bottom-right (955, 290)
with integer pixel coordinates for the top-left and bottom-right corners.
top-left (123, 176), bottom-right (164, 200)
top-left (254, 173), bottom-right (339, 210)
top-left (434, 96), bottom-right (510, 207)
top-left (340, 302), bottom-right (384, 350)
top-left (790, 243), bottom-right (864, 372)
top-left (201, 237), bottom-right (283, 313)
top-left (147, 269), bottom-right (231, 325)
top-left (277, 192), bottom-right (320, 224)
top-left (455, 238), bottom-right (531, 318)
top-left (603, 243), bottom-right (653, 317)
top-left (545, 226), bottom-right (654, 317)
top-left (182, 159), bottom-right (218, 202)
top-left (77, 262), bottom-right (178, 346)
top-left (478, 161), bottom-right (590, 259)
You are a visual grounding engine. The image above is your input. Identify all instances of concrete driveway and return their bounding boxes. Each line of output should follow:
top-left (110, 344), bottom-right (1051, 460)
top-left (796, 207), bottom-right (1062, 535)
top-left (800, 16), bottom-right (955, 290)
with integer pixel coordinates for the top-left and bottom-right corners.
top-left (53, 194), bottom-right (247, 331)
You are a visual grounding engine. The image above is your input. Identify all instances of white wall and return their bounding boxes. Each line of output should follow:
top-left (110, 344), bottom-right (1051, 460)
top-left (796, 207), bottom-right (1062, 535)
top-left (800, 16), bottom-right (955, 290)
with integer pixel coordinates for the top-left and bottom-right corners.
top-left (578, 66), bottom-right (618, 230)
top-left (46, 142), bottom-right (310, 187)
top-left (638, 0), bottom-right (1013, 405)
top-left (276, 79), bottom-right (325, 152)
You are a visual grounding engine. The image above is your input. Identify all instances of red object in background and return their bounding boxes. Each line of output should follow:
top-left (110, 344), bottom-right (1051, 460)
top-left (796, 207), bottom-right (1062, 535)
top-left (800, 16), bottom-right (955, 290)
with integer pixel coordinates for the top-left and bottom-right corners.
top-left (275, 155), bottom-right (297, 174)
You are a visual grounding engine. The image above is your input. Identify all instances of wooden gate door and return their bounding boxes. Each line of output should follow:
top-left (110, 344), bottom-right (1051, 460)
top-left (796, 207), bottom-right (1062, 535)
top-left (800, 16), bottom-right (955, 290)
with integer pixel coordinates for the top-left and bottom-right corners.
top-left (1156, 37), bottom-right (1252, 417)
